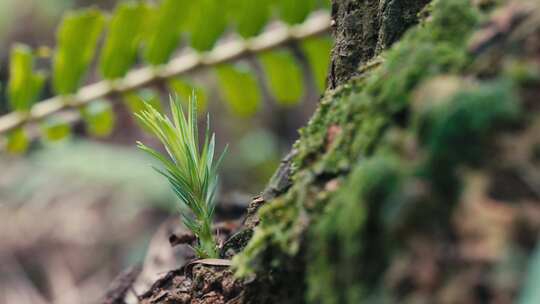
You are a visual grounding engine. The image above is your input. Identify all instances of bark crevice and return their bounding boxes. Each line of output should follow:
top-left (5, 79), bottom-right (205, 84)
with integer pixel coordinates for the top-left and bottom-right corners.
top-left (328, 0), bottom-right (430, 88)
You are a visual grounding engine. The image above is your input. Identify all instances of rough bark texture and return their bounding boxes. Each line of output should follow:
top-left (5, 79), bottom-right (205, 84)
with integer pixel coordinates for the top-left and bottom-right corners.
top-left (328, 0), bottom-right (430, 88)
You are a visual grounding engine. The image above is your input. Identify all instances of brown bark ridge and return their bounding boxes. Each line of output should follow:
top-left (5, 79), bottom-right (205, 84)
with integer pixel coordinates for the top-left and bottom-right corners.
top-left (328, 0), bottom-right (430, 88)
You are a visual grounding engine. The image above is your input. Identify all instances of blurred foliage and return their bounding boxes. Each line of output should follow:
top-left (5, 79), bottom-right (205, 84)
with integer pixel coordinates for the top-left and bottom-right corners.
top-left (53, 8), bottom-right (105, 95)
top-left (0, 0), bottom-right (332, 154)
top-left (277, 0), bottom-right (318, 25)
top-left (302, 37), bottom-right (333, 92)
top-left (228, 0), bottom-right (271, 38)
top-left (225, 128), bottom-right (282, 193)
top-left (8, 44), bottom-right (45, 112)
top-left (100, 2), bottom-right (147, 79)
top-left (124, 89), bottom-right (163, 116)
top-left (40, 117), bottom-right (72, 143)
top-left (143, 0), bottom-right (192, 65)
top-left (186, 0), bottom-right (227, 52)
top-left (168, 78), bottom-right (208, 112)
top-left (6, 128), bottom-right (29, 155)
top-left (81, 100), bottom-right (115, 138)
top-left (216, 63), bottom-right (262, 117)
top-left (18, 140), bottom-right (175, 209)
top-left (259, 50), bottom-right (304, 106)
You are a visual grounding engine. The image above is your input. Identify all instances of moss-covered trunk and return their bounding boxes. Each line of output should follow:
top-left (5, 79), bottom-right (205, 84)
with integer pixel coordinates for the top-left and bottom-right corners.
top-left (232, 0), bottom-right (540, 303)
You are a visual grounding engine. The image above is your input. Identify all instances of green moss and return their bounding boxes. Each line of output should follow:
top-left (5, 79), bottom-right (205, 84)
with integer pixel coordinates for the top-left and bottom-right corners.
top-left (425, 0), bottom-right (480, 44)
top-left (416, 79), bottom-right (520, 199)
top-left (504, 59), bottom-right (540, 86)
top-left (234, 174), bottom-right (314, 278)
top-left (307, 156), bottom-right (402, 304)
top-left (233, 195), bottom-right (300, 277)
top-left (295, 0), bottom-right (479, 173)
top-left (231, 0), bottom-right (523, 303)
top-left (306, 78), bottom-right (521, 303)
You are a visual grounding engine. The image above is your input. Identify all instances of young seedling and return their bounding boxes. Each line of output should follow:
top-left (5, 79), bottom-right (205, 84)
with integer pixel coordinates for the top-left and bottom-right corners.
top-left (136, 94), bottom-right (226, 258)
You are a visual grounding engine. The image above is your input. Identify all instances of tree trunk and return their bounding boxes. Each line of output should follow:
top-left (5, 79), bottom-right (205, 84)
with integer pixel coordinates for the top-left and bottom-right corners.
top-left (328, 0), bottom-right (430, 88)
top-left (235, 0), bottom-right (540, 303)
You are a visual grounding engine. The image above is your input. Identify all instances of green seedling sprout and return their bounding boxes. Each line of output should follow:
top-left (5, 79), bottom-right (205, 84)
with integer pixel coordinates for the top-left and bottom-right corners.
top-left (136, 94), bottom-right (226, 258)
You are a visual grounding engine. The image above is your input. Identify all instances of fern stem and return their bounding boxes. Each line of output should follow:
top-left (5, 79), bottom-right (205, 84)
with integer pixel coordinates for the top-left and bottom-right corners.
top-left (0, 12), bottom-right (330, 143)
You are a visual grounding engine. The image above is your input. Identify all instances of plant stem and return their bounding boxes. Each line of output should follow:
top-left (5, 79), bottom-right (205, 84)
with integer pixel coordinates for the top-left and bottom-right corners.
top-left (198, 217), bottom-right (218, 258)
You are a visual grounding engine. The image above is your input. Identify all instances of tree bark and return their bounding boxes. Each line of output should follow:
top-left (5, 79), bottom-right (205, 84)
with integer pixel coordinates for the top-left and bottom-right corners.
top-left (328, 0), bottom-right (430, 88)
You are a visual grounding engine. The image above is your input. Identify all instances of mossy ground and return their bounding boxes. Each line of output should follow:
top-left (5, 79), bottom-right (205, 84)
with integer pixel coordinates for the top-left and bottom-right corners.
top-left (233, 0), bottom-right (540, 303)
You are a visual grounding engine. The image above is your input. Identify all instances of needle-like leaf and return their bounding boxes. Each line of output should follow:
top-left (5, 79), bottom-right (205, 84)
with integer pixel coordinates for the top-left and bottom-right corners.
top-left (136, 93), bottom-right (226, 258)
